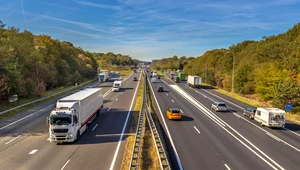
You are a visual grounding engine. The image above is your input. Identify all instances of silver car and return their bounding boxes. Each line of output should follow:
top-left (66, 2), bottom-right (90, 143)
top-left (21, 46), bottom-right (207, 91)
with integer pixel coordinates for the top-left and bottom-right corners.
top-left (211, 102), bottom-right (227, 112)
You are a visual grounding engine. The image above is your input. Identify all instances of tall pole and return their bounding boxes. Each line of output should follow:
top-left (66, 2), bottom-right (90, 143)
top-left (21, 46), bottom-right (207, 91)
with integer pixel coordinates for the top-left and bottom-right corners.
top-left (232, 53), bottom-right (235, 93)
top-left (205, 62), bottom-right (207, 84)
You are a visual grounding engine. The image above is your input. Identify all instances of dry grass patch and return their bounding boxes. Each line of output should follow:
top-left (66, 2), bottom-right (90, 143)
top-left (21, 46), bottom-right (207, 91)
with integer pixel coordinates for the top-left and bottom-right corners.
top-left (286, 112), bottom-right (300, 124)
top-left (120, 75), bottom-right (144, 169)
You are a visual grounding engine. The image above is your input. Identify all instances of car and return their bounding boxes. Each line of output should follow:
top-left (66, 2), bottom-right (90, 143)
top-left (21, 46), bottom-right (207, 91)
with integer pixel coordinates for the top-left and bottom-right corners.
top-left (150, 75), bottom-right (153, 78)
top-left (133, 77), bottom-right (137, 81)
top-left (157, 86), bottom-right (163, 92)
top-left (166, 108), bottom-right (182, 120)
top-left (157, 75), bottom-right (161, 79)
top-left (211, 102), bottom-right (227, 112)
top-left (170, 76), bottom-right (174, 79)
top-left (243, 107), bottom-right (256, 119)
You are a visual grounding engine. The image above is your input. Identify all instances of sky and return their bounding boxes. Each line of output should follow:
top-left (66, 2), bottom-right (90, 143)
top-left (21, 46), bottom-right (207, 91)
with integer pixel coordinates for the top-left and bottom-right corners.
top-left (1, 0), bottom-right (300, 61)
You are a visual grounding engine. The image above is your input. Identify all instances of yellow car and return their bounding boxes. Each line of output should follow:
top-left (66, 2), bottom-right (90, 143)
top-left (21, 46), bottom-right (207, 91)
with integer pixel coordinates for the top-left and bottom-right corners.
top-left (167, 108), bottom-right (182, 120)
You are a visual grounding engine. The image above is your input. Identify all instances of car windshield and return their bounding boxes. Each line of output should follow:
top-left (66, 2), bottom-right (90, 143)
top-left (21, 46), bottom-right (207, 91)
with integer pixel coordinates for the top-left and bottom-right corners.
top-left (50, 115), bottom-right (72, 125)
top-left (171, 109), bottom-right (180, 113)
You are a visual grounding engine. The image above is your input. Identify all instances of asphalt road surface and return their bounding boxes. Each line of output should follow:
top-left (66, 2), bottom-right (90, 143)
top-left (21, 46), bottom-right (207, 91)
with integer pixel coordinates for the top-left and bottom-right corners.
top-left (147, 71), bottom-right (300, 170)
top-left (0, 71), bottom-right (141, 170)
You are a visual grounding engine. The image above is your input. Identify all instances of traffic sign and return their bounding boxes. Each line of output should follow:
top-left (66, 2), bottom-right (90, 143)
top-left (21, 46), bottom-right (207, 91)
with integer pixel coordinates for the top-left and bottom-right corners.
top-left (286, 99), bottom-right (292, 104)
top-left (285, 103), bottom-right (292, 111)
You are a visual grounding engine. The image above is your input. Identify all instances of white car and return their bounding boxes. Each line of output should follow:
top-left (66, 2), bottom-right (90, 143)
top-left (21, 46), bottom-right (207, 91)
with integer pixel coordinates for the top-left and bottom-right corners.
top-left (211, 102), bottom-right (227, 112)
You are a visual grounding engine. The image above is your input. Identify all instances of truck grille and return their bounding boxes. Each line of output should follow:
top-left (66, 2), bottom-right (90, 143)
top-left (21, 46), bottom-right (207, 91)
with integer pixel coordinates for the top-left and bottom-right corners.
top-left (53, 129), bottom-right (68, 133)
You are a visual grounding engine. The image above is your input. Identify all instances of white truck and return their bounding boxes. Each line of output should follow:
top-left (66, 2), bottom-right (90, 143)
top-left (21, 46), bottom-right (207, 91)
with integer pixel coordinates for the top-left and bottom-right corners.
top-left (254, 108), bottom-right (286, 128)
top-left (47, 88), bottom-right (103, 143)
top-left (99, 72), bottom-right (109, 82)
top-left (187, 75), bottom-right (201, 88)
top-left (112, 80), bottom-right (122, 92)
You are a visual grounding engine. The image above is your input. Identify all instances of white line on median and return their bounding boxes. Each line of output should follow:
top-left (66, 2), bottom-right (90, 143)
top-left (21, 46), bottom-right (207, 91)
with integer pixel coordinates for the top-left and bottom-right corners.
top-left (224, 164), bottom-right (231, 170)
top-left (60, 159), bottom-right (70, 170)
top-left (29, 149), bottom-right (38, 154)
top-left (0, 104), bottom-right (55, 131)
top-left (109, 71), bottom-right (142, 170)
top-left (147, 78), bottom-right (184, 170)
top-left (266, 132), bottom-right (281, 142)
top-left (193, 126), bottom-right (201, 134)
top-left (92, 124), bottom-right (98, 131)
top-left (5, 135), bottom-right (21, 144)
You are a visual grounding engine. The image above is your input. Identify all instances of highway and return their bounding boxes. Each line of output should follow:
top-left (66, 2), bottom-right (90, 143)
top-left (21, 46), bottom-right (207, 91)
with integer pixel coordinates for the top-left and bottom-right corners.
top-left (0, 71), bottom-right (141, 170)
top-left (147, 71), bottom-right (300, 170)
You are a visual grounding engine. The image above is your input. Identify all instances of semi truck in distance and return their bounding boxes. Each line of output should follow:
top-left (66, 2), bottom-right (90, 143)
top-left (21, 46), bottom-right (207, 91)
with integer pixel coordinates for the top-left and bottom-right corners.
top-left (177, 72), bottom-right (186, 81)
top-left (112, 80), bottom-right (122, 92)
top-left (47, 88), bottom-right (103, 143)
top-left (187, 75), bottom-right (202, 88)
top-left (98, 72), bottom-right (109, 82)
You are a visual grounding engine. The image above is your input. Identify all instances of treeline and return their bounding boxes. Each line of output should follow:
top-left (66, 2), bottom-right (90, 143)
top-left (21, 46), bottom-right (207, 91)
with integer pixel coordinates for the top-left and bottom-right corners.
top-left (0, 21), bottom-right (137, 100)
top-left (152, 22), bottom-right (300, 112)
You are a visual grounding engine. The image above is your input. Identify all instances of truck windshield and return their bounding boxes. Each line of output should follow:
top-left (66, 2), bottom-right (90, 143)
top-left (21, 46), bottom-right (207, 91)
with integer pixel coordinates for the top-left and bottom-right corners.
top-left (113, 84), bottom-right (120, 87)
top-left (50, 115), bottom-right (72, 125)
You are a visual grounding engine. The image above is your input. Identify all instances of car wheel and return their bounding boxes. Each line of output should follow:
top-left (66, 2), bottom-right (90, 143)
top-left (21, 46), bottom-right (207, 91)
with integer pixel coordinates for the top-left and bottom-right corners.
top-left (243, 112), bottom-right (245, 116)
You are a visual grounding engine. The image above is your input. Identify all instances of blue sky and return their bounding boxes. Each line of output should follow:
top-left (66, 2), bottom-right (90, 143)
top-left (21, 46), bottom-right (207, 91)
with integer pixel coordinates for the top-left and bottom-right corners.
top-left (1, 0), bottom-right (300, 61)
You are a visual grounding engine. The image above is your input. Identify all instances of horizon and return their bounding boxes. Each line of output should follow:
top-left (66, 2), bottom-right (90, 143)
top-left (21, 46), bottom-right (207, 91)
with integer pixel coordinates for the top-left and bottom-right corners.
top-left (1, 0), bottom-right (300, 61)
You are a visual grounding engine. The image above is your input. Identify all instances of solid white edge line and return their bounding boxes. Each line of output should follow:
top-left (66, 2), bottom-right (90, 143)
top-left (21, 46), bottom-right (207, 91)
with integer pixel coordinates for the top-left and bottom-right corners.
top-left (162, 77), bottom-right (284, 170)
top-left (0, 104), bottom-right (55, 131)
top-left (109, 72), bottom-right (141, 170)
top-left (147, 77), bottom-right (184, 170)
top-left (60, 159), bottom-right (70, 170)
top-left (5, 135), bottom-right (21, 144)
top-left (29, 149), bottom-right (38, 154)
top-left (92, 124), bottom-right (98, 131)
top-left (283, 127), bottom-right (300, 137)
top-left (224, 164), bottom-right (231, 170)
top-left (193, 126), bottom-right (200, 134)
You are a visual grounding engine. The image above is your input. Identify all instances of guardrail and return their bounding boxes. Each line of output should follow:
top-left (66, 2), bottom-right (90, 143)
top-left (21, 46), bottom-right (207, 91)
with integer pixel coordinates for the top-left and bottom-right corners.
top-left (129, 71), bottom-right (147, 170)
top-left (129, 70), bottom-right (171, 170)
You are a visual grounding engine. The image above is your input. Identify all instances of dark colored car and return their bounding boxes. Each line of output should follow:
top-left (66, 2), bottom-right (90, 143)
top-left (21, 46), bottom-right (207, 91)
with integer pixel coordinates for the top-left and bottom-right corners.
top-left (133, 77), bottom-right (137, 81)
top-left (157, 75), bottom-right (161, 79)
top-left (157, 86), bottom-right (163, 92)
top-left (243, 108), bottom-right (256, 119)
top-left (150, 75), bottom-right (152, 78)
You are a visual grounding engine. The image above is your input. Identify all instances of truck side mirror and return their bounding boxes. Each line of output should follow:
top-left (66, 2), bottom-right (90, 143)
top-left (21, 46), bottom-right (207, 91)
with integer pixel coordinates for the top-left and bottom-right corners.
top-left (46, 116), bottom-right (50, 125)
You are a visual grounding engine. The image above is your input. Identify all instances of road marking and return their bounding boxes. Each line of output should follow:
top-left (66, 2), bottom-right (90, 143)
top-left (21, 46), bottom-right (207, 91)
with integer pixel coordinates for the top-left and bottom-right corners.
top-left (233, 112), bottom-right (241, 118)
top-left (147, 77), bottom-right (183, 170)
top-left (107, 108), bottom-right (111, 112)
top-left (0, 104), bottom-right (55, 131)
top-left (29, 149), bottom-right (38, 154)
top-left (224, 164), bottom-right (231, 170)
top-left (60, 159), bottom-right (70, 170)
top-left (168, 84), bottom-right (285, 170)
top-left (171, 100), bottom-right (174, 103)
top-left (121, 92), bottom-right (123, 95)
top-left (166, 93), bottom-right (169, 96)
top-left (5, 135), bottom-right (21, 144)
top-left (115, 98), bottom-right (118, 101)
top-left (180, 109), bottom-right (184, 113)
top-left (266, 132), bottom-right (281, 142)
top-left (92, 124), bottom-right (98, 131)
top-left (283, 127), bottom-right (300, 137)
top-left (109, 71), bottom-right (142, 170)
top-left (193, 126), bottom-right (201, 134)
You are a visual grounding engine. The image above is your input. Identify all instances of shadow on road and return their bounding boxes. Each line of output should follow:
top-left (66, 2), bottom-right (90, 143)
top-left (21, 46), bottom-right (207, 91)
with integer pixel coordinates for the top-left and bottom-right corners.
top-left (284, 123), bottom-right (300, 132)
top-left (181, 115), bottom-right (194, 121)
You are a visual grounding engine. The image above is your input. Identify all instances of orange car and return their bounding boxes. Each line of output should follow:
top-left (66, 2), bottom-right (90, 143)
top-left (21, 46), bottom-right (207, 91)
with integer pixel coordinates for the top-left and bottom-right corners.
top-left (166, 108), bottom-right (182, 120)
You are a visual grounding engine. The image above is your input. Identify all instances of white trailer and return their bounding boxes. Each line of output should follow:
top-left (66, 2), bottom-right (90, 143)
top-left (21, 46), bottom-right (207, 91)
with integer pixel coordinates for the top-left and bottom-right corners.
top-left (99, 72), bottom-right (109, 82)
top-left (47, 88), bottom-right (103, 143)
top-left (254, 108), bottom-right (286, 128)
top-left (187, 75), bottom-right (201, 88)
top-left (112, 80), bottom-right (122, 92)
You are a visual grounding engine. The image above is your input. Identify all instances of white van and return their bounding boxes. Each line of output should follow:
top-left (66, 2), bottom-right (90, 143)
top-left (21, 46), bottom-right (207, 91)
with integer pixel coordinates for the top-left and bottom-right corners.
top-left (112, 81), bottom-right (122, 92)
top-left (254, 108), bottom-right (285, 128)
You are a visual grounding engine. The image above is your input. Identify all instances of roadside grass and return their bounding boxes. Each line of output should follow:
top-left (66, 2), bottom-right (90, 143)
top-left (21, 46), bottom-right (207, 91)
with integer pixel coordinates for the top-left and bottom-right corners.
top-left (117, 69), bottom-right (133, 77)
top-left (0, 79), bottom-right (96, 120)
top-left (121, 74), bottom-right (144, 170)
top-left (213, 86), bottom-right (300, 124)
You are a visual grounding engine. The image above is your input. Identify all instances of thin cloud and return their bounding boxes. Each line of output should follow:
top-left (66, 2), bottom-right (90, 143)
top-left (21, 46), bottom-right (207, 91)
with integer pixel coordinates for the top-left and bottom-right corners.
top-left (20, 0), bottom-right (28, 30)
top-left (42, 15), bottom-right (112, 34)
top-left (75, 1), bottom-right (122, 10)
